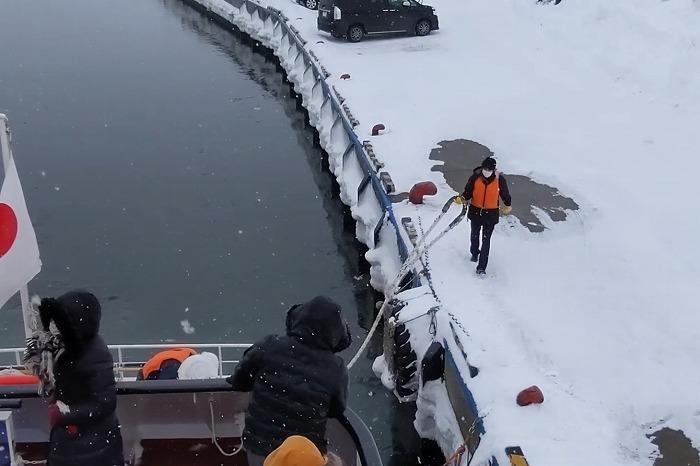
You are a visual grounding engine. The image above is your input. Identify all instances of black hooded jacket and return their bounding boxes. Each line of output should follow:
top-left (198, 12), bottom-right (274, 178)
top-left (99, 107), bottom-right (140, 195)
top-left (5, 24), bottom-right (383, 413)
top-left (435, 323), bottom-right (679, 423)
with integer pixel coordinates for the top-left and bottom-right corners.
top-left (226, 296), bottom-right (351, 456)
top-left (42, 291), bottom-right (123, 466)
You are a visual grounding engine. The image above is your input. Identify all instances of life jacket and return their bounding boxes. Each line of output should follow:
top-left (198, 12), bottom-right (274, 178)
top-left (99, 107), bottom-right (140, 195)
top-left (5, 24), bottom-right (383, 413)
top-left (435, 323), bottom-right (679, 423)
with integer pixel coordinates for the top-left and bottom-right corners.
top-left (471, 172), bottom-right (500, 210)
top-left (141, 348), bottom-right (196, 380)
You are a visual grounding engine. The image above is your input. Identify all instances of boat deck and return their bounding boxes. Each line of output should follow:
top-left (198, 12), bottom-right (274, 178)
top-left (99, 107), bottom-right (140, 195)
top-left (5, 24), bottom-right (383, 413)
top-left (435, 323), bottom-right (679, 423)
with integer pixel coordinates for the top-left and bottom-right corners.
top-left (17, 438), bottom-right (249, 466)
top-left (1, 379), bottom-right (381, 466)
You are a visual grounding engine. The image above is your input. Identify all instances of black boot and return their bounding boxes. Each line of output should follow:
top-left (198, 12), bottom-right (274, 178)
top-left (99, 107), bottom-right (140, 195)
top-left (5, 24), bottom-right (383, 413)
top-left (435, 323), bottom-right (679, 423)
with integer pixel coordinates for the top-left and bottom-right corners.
top-left (470, 253), bottom-right (479, 263)
top-left (476, 267), bottom-right (486, 275)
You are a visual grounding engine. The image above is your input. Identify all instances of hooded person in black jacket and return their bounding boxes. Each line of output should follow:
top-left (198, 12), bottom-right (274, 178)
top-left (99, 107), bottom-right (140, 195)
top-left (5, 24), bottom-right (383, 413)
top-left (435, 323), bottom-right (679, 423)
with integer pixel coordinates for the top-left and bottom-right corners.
top-left (226, 295), bottom-right (351, 466)
top-left (38, 291), bottom-right (124, 466)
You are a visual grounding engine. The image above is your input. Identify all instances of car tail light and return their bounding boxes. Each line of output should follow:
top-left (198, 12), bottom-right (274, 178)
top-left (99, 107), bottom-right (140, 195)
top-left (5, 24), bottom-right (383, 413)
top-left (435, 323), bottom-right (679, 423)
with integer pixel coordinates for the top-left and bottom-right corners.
top-left (334, 6), bottom-right (342, 19)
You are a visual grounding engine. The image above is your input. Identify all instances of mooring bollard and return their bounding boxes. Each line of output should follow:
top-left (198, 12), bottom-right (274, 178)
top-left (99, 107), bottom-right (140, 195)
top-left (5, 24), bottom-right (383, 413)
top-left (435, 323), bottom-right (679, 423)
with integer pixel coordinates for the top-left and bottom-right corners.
top-left (408, 181), bottom-right (438, 204)
top-left (371, 123), bottom-right (385, 136)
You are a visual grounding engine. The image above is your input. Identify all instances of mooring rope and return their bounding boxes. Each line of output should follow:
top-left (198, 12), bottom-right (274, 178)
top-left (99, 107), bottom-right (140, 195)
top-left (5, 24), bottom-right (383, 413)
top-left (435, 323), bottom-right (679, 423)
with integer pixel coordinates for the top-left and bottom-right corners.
top-left (347, 197), bottom-right (466, 370)
top-left (209, 399), bottom-right (244, 457)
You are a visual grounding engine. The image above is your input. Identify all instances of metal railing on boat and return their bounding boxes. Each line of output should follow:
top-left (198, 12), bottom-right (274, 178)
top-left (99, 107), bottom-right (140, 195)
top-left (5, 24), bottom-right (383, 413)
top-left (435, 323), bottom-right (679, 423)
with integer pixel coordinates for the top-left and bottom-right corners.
top-left (0, 343), bottom-right (252, 380)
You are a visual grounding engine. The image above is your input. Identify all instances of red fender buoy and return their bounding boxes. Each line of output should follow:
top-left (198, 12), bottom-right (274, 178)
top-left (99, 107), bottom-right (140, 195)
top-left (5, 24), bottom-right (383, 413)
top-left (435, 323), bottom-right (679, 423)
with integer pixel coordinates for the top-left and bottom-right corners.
top-left (371, 124), bottom-right (386, 136)
top-left (517, 385), bottom-right (544, 406)
top-left (0, 374), bottom-right (39, 385)
top-left (409, 181), bottom-right (438, 205)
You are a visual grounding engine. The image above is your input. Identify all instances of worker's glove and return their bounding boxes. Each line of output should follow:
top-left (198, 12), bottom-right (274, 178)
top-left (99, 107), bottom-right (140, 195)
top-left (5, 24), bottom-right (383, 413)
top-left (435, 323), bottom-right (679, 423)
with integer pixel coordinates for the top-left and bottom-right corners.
top-left (500, 205), bottom-right (512, 215)
top-left (56, 400), bottom-right (71, 414)
top-left (454, 196), bottom-right (466, 205)
top-left (48, 400), bottom-right (70, 427)
top-left (48, 403), bottom-right (61, 427)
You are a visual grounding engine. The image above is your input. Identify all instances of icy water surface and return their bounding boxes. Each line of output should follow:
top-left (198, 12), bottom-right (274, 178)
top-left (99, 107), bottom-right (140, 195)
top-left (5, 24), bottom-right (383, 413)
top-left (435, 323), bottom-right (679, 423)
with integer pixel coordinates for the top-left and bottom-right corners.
top-left (0, 0), bottom-right (427, 463)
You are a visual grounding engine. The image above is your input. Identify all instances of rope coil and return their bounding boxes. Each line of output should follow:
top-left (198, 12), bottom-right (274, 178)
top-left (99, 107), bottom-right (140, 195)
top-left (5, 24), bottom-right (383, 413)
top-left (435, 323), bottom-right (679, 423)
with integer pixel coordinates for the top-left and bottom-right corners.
top-left (209, 399), bottom-right (244, 457)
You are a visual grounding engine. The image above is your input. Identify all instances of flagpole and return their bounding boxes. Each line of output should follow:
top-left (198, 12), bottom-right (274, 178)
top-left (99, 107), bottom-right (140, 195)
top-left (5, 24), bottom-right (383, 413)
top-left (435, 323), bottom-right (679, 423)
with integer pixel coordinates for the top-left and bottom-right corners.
top-left (0, 114), bottom-right (34, 339)
top-left (0, 114), bottom-right (10, 169)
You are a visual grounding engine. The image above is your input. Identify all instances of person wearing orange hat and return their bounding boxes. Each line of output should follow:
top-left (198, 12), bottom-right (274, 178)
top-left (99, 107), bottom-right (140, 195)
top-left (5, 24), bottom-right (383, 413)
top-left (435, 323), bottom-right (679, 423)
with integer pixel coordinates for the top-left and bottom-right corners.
top-left (263, 436), bottom-right (327, 466)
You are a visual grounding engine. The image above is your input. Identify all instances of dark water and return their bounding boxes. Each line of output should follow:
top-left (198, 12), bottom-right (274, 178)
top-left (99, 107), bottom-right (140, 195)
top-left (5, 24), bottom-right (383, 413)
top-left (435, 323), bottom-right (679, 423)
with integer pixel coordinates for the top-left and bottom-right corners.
top-left (430, 139), bottom-right (579, 233)
top-left (0, 0), bottom-right (424, 463)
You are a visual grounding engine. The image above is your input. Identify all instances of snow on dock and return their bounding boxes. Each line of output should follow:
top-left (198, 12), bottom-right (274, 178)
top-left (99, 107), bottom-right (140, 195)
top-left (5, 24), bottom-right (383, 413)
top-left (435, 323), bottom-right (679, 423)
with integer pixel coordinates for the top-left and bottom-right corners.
top-left (186, 0), bottom-right (700, 464)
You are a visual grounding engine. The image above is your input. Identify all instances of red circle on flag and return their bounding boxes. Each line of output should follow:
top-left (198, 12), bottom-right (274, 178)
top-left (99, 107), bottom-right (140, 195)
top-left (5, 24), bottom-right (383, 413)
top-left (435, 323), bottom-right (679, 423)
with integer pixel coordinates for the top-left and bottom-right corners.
top-left (0, 203), bottom-right (18, 257)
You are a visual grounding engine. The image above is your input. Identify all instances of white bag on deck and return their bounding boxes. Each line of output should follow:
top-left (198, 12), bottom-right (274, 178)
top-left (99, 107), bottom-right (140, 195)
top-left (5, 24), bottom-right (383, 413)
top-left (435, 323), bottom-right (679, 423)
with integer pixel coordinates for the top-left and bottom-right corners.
top-left (177, 352), bottom-right (220, 379)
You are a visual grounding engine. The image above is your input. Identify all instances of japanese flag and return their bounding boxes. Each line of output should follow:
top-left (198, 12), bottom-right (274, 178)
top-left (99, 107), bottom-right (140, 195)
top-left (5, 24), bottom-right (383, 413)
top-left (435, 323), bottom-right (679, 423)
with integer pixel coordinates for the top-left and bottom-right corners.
top-left (0, 125), bottom-right (41, 309)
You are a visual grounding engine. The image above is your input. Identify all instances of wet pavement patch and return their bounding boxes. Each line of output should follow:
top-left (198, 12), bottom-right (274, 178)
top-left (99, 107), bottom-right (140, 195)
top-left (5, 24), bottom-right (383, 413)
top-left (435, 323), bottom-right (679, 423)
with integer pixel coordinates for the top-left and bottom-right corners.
top-left (648, 428), bottom-right (700, 466)
top-left (429, 140), bottom-right (579, 233)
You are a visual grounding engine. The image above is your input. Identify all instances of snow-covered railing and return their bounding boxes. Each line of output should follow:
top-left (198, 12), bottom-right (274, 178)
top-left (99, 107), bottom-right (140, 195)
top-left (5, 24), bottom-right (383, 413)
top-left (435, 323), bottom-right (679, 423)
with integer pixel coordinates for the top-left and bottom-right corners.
top-left (183, 0), bottom-right (416, 287)
top-left (0, 342), bottom-right (252, 380)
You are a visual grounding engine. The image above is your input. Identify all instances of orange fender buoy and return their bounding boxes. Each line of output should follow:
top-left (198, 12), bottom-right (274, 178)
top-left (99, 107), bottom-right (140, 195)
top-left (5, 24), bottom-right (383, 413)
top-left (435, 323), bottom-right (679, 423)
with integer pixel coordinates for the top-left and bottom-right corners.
top-left (409, 181), bottom-right (438, 204)
top-left (516, 385), bottom-right (544, 406)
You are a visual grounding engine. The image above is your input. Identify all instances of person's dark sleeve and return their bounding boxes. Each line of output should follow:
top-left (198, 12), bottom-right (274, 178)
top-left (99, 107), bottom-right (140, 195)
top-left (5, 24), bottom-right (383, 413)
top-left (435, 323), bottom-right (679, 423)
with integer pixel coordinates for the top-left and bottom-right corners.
top-left (57, 364), bottom-right (116, 426)
top-left (225, 341), bottom-right (265, 392)
top-left (462, 174), bottom-right (477, 200)
top-left (499, 174), bottom-right (512, 206)
top-left (328, 366), bottom-right (348, 419)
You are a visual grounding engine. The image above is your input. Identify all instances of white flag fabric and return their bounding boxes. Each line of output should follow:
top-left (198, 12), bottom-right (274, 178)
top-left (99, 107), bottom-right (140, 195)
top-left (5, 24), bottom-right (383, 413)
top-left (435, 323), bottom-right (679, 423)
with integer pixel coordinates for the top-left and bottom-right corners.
top-left (0, 153), bottom-right (42, 309)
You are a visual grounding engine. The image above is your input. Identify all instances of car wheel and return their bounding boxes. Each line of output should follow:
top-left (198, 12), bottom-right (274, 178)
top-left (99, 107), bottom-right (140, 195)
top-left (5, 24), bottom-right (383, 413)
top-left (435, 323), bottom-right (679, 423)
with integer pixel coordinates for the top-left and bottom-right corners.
top-left (347, 25), bottom-right (364, 43)
top-left (304, 0), bottom-right (318, 9)
top-left (415, 19), bottom-right (431, 37)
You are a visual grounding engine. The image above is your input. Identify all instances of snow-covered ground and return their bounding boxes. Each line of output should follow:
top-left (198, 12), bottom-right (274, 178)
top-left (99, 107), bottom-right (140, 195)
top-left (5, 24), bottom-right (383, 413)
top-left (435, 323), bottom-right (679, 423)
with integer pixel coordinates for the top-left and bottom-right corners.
top-left (200, 0), bottom-right (700, 464)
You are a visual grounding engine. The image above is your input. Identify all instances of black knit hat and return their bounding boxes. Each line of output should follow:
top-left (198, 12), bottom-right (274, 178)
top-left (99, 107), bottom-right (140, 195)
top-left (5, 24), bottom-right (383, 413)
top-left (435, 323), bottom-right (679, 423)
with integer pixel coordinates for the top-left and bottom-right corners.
top-left (482, 157), bottom-right (497, 170)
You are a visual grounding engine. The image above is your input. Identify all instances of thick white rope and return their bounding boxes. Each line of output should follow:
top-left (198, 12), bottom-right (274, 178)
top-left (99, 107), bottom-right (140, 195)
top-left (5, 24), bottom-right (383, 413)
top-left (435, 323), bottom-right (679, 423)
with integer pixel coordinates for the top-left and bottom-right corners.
top-left (209, 399), bottom-right (244, 457)
top-left (347, 197), bottom-right (465, 370)
top-left (347, 298), bottom-right (391, 370)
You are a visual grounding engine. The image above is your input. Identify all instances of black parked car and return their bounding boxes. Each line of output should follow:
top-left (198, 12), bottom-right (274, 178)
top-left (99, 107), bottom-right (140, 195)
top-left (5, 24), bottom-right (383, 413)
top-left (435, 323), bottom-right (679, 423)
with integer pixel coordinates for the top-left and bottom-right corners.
top-left (298, 0), bottom-right (320, 10)
top-left (318, 0), bottom-right (439, 42)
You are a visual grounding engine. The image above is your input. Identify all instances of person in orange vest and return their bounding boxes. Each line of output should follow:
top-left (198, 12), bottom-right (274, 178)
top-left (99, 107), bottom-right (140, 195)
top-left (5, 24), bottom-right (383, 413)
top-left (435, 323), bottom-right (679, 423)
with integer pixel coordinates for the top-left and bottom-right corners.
top-left (136, 348), bottom-right (196, 380)
top-left (460, 156), bottom-right (512, 275)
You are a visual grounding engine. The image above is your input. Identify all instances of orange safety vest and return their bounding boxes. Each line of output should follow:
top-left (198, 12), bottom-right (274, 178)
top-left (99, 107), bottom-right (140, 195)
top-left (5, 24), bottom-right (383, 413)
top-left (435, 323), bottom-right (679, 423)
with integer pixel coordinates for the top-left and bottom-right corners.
top-left (141, 348), bottom-right (196, 379)
top-left (471, 174), bottom-right (500, 209)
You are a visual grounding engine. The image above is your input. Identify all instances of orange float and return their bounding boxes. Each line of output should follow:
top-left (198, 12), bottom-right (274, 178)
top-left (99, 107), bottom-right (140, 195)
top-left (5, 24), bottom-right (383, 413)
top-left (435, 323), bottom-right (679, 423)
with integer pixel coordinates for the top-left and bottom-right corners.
top-left (0, 373), bottom-right (39, 385)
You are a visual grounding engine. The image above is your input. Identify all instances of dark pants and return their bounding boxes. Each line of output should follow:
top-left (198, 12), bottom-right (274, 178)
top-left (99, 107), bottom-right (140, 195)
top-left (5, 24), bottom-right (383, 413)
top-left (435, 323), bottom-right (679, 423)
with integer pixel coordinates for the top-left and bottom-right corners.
top-left (470, 216), bottom-right (495, 271)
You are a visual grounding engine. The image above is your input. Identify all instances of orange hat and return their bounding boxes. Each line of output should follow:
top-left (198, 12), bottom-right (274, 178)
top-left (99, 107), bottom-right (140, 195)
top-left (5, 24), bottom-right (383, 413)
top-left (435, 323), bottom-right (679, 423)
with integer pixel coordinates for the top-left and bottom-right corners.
top-left (263, 436), bottom-right (326, 466)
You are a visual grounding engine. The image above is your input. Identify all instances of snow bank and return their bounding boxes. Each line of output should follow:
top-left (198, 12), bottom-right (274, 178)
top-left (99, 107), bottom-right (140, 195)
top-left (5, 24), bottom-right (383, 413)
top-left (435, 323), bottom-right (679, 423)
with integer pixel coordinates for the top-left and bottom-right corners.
top-left (186, 0), bottom-right (700, 464)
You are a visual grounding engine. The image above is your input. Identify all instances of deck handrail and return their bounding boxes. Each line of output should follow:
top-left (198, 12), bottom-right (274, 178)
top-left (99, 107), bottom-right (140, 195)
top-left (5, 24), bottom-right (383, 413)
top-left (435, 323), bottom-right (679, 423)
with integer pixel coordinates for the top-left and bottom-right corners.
top-left (0, 342), bottom-right (253, 379)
